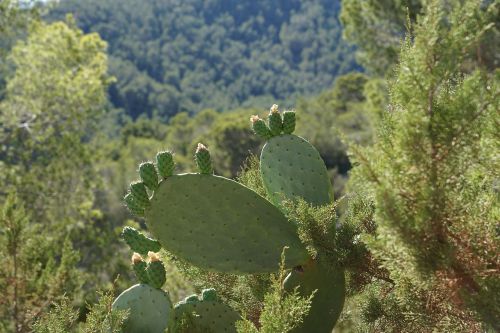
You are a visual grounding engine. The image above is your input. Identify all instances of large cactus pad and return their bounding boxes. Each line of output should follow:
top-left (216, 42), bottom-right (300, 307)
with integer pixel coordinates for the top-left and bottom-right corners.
top-left (173, 292), bottom-right (241, 333)
top-left (260, 134), bottom-right (333, 207)
top-left (146, 174), bottom-right (309, 273)
top-left (112, 284), bottom-right (173, 333)
top-left (284, 261), bottom-right (345, 333)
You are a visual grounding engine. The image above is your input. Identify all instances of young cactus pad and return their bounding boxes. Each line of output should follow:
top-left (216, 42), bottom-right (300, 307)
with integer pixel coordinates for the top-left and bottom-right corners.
top-left (122, 226), bottom-right (161, 256)
top-left (173, 291), bottom-right (241, 333)
top-left (260, 134), bottom-right (334, 207)
top-left (284, 261), bottom-right (345, 333)
top-left (146, 173), bottom-right (309, 273)
top-left (112, 284), bottom-right (173, 333)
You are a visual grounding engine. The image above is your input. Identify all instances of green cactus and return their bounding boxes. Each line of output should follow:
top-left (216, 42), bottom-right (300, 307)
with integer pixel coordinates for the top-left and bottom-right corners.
top-left (139, 162), bottom-right (159, 191)
top-left (121, 226), bottom-right (161, 256)
top-left (131, 253), bottom-right (149, 284)
top-left (146, 173), bottom-right (309, 273)
top-left (124, 193), bottom-right (144, 217)
top-left (156, 151), bottom-right (175, 178)
top-left (251, 115), bottom-right (272, 139)
top-left (195, 143), bottom-right (213, 174)
top-left (146, 252), bottom-right (166, 289)
top-left (173, 290), bottom-right (241, 333)
top-left (112, 284), bottom-right (173, 333)
top-left (284, 261), bottom-right (345, 333)
top-left (268, 104), bottom-right (283, 136)
top-left (115, 105), bottom-right (348, 332)
top-left (282, 110), bottom-right (296, 134)
top-left (260, 134), bottom-right (334, 207)
top-left (129, 181), bottom-right (150, 208)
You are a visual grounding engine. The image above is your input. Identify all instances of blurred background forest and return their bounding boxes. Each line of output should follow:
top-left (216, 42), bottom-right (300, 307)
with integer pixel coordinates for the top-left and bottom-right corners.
top-left (0, 0), bottom-right (498, 332)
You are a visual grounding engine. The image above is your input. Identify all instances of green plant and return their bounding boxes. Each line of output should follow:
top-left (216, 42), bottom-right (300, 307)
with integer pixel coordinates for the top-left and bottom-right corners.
top-left (115, 105), bottom-right (346, 332)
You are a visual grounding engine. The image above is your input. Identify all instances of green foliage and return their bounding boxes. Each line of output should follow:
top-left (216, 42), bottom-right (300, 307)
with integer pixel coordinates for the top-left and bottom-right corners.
top-left (347, 0), bottom-right (500, 330)
top-left (50, 0), bottom-right (359, 119)
top-left (33, 290), bottom-right (128, 333)
top-left (0, 193), bottom-right (82, 333)
top-left (236, 250), bottom-right (314, 333)
top-left (340, 0), bottom-right (423, 74)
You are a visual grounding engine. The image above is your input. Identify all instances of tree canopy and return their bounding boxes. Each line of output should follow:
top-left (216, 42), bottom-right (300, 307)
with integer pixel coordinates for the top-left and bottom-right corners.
top-left (50, 0), bottom-right (360, 119)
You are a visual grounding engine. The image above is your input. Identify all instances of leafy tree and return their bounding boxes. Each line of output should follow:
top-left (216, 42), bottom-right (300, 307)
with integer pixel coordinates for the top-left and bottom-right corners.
top-left (0, 193), bottom-right (82, 333)
top-left (346, 0), bottom-right (499, 331)
top-left (0, 17), bottom-right (128, 319)
top-left (341, 0), bottom-right (423, 75)
top-left (50, 0), bottom-right (359, 119)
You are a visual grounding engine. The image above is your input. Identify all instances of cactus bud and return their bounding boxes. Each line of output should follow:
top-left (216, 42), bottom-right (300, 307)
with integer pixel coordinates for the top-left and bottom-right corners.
top-left (147, 260), bottom-right (166, 289)
top-left (131, 253), bottom-right (150, 284)
top-left (139, 162), bottom-right (159, 191)
top-left (268, 104), bottom-right (283, 136)
top-left (131, 252), bottom-right (143, 264)
top-left (130, 181), bottom-right (150, 208)
top-left (251, 115), bottom-right (272, 139)
top-left (282, 110), bottom-right (296, 134)
top-left (195, 143), bottom-right (213, 174)
top-left (156, 151), bottom-right (175, 179)
top-left (124, 193), bottom-right (145, 217)
top-left (201, 288), bottom-right (218, 302)
top-left (148, 251), bottom-right (161, 262)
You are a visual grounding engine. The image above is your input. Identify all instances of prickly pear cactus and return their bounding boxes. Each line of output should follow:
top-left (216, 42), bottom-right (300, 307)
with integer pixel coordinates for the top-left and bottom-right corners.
top-left (252, 105), bottom-right (334, 207)
top-left (252, 106), bottom-right (345, 333)
top-left (284, 261), bottom-right (345, 333)
top-left (172, 289), bottom-right (241, 333)
top-left (122, 226), bottom-right (161, 256)
top-left (124, 145), bottom-right (310, 273)
top-left (116, 105), bottom-right (349, 332)
top-left (112, 284), bottom-right (173, 333)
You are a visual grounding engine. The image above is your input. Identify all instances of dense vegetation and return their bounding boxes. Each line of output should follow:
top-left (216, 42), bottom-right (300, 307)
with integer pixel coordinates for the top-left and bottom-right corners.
top-left (0, 0), bottom-right (498, 332)
top-left (50, 0), bottom-right (359, 119)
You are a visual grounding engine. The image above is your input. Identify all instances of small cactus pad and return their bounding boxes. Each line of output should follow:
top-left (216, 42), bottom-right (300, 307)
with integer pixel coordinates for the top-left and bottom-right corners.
top-left (139, 162), bottom-right (159, 191)
top-left (132, 254), bottom-right (149, 284)
top-left (195, 143), bottom-right (213, 174)
top-left (284, 261), bottom-right (345, 333)
top-left (156, 151), bottom-right (175, 178)
top-left (173, 292), bottom-right (241, 333)
top-left (112, 284), bottom-right (173, 333)
top-left (130, 181), bottom-right (150, 208)
top-left (268, 104), bottom-right (283, 136)
top-left (147, 257), bottom-right (167, 289)
top-left (250, 115), bottom-right (272, 139)
top-left (282, 110), bottom-right (296, 134)
top-left (201, 288), bottom-right (218, 302)
top-left (260, 134), bottom-right (334, 207)
top-left (122, 226), bottom-right (161, 256)
top-left (124, 193), bottom-right (145, 217)
top-left (146, 174), bottom-right (309, 273)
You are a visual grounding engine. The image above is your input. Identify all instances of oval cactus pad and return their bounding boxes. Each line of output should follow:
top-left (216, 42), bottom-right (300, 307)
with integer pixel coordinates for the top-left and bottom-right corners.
top-left (146, 174), bottom-right (309, 273)
top-left (173, 291), bottom-right (241, 332)
top-left (260, 134), bottom-right (334, 207)
top-left (284, 262), bottom-right (345, 333)
top-left (112, 284), bottom-right (173, 333)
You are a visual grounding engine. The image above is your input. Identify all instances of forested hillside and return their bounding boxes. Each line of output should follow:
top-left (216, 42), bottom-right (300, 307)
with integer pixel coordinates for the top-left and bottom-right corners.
top-left (1, 0), bottom-right (498, 332)
top-left (50, 0), bottom-right (359, 119)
